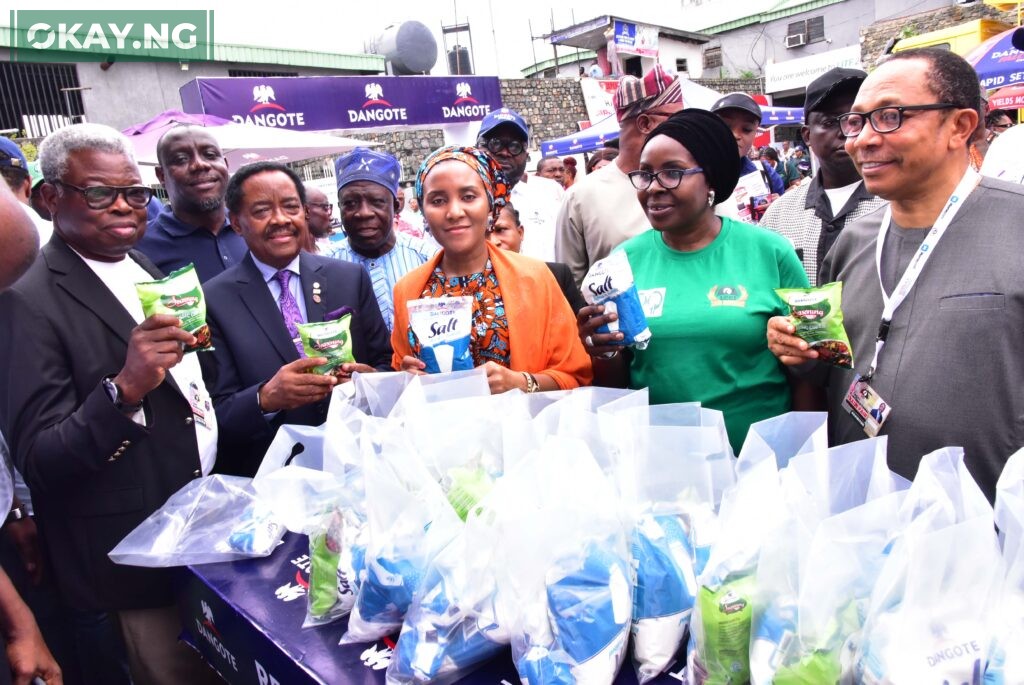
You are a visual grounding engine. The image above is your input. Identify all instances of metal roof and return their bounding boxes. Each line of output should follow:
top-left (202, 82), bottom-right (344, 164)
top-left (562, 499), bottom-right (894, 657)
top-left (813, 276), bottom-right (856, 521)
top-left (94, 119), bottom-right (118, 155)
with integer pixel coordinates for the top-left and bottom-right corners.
top-left (521, 50), bottom-right (598, 77)
top-left (544, 15), bottom-right (710, 51)
top-left (0, 25), bottom-right (384, 72)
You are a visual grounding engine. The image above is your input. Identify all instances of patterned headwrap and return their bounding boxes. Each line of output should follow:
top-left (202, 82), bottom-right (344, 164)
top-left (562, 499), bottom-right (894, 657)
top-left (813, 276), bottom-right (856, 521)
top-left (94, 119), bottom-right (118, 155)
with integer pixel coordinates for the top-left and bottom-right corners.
top-left (415, 145), bottom-right (510, 219)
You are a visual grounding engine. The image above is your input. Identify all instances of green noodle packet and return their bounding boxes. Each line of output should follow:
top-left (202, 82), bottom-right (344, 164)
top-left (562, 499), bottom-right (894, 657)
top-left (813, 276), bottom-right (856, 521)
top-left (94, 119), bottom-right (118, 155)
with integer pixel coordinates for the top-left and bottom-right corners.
top-left (135, 263), bottom-right (212, 352)
top-left (775, 282), bottom-right (854, 369)
top-left (298, 315), bottom-right (354, 375)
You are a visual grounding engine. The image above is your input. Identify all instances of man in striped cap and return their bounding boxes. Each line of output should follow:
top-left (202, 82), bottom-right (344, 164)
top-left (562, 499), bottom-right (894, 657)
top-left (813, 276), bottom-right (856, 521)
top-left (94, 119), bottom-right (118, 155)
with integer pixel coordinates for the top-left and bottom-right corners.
top-left (326, 147), bottom-right (437, 331)
top-left (556, 65), bottom-right (683, 286)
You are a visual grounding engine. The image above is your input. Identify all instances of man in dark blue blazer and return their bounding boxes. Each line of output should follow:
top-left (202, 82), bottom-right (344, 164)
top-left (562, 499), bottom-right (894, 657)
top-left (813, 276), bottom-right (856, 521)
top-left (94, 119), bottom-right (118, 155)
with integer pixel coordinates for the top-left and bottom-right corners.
top-left (205, 162), bottom-right (392, 476)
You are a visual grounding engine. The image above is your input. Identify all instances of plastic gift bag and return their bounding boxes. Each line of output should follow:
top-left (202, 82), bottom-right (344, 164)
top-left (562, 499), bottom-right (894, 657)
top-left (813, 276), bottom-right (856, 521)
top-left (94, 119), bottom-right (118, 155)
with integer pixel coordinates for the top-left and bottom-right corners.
top-left (582, 251), bottom-right (652, 349)
top-left (630, 407), bottom-right (735, 684)
top-left (386, 504), bottom-right (506, 684)
top-left (493, 437), bottom-right (632, 685)
top-left (109, 475), bottom-right (284, 566)
top-left (340, 428), bottom-right (462, 644)
top-left (687, 412), bottom-right (827, 684)
top-left (983, 448), bottom-right (1024, 685)
top-left (852, 448), bottom-right (1001, 685)
top-left (748, 437), bottom-right (911, 685)
top-left (303, 505), bottom-right (368, 629)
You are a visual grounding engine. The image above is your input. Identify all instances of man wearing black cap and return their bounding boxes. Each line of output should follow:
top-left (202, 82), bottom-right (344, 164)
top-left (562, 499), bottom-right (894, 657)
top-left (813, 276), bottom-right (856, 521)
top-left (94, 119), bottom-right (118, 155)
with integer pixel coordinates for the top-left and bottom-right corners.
top-left (477, 108), bottom-right (564, 262)
top-left (760, 68), bottom-right (886, 285)
top-left (711, 93), bottom-right (786, 198)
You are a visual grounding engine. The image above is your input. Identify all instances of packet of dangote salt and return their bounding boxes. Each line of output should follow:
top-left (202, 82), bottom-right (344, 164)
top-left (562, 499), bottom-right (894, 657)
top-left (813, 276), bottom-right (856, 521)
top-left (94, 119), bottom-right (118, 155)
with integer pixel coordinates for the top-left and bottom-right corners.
top-left (582, 251), bottom-right (652, 350)
top-left (407, 297), bottom-right (474, 374)
top-left (135, 263), bottom-right (212, 352)
top-left (298, 315), bottom-right (354, 375)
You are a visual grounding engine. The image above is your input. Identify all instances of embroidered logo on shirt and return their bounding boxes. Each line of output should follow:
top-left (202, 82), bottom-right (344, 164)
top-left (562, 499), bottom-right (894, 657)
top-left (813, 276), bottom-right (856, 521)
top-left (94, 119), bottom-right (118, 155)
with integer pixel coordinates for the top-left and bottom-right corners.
top-left (638, 288), bottom-right (666, 318)
top-left (707, 285), bottom-right (748, 308)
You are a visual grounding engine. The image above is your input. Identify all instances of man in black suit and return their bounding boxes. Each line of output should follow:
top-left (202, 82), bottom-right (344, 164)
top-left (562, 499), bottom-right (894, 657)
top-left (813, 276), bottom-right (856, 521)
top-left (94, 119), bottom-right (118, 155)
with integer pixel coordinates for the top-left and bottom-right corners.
top-left (205, 162), bottom-right (391, 476)
top-left (486, 203), bottom-right (586, 314)
top-left (0, 123), bottom-right (220, 684)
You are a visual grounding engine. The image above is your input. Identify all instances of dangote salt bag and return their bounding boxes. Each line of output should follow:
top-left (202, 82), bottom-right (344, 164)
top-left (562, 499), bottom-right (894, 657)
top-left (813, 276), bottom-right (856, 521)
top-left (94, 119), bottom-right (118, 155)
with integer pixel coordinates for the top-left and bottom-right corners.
top-left (582, 251), bottom-right (652, 349)
top-left (632, 514), bottom-right (699, 684)
top-left (408, 297), bottom-right (473, 373)
top-left (135, 263), bottom-right (212, 352)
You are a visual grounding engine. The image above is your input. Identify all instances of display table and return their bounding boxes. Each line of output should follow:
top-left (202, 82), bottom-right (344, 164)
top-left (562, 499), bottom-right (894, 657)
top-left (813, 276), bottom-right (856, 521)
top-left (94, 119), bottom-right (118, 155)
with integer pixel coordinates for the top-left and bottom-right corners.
top-left (178, 533), bottom-right (684, 684)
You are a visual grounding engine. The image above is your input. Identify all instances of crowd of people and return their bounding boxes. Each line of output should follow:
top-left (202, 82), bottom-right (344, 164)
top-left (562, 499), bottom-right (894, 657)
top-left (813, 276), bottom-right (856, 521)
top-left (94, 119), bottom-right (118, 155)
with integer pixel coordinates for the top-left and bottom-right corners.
top-left (0, 44), bottom-right (1021, 684)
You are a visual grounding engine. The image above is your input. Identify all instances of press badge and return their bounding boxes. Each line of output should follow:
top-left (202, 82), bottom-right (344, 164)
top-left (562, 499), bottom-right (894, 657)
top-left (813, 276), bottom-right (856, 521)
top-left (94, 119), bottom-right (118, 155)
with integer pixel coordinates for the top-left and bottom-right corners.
top-left (187, 380), bottom-right (213, 430)
top-left (844, 375), bottom-right (891, 438)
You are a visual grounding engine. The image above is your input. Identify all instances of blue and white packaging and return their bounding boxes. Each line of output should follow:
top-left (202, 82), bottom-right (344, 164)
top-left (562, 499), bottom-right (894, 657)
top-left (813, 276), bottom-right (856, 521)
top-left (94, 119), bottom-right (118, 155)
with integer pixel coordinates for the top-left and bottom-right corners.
top-left (631, 514), bottom-right (697, 683)
top-left (516, 541), bottom-right (631, 684)
top-left (408, 297), bottom-right (473, 373)
top-left (582, 251), bottom-right (651, 350)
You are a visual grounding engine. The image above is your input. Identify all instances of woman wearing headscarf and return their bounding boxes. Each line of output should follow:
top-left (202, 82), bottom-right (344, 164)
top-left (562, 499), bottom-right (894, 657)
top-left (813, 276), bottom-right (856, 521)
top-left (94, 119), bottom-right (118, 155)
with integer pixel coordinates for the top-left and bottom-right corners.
top-left (391, 146), bottom-right (592, 393)
top-left (577, 110), bottom-right (810, 451)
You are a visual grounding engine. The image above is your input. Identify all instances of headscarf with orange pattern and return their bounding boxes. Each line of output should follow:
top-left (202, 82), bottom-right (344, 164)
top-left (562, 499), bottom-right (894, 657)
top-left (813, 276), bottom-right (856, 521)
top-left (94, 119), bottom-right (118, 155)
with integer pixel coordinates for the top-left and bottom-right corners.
top-left (414, 145), bottom-right (510, 220)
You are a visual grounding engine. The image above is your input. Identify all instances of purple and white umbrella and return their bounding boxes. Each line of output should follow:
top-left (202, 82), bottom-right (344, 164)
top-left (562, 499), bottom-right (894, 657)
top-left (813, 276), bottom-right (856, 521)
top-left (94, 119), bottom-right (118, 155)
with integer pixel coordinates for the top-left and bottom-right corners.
top-left (966, 27), bottom-right (1024, 90)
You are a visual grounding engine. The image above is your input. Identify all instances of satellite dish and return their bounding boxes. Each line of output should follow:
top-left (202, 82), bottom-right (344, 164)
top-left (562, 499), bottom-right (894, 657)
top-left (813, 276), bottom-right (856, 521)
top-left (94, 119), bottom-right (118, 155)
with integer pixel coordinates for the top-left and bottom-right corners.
top-left (588, 64), bottom-right (605, 78)
top-left (376, 21), bottom-right (438, 75)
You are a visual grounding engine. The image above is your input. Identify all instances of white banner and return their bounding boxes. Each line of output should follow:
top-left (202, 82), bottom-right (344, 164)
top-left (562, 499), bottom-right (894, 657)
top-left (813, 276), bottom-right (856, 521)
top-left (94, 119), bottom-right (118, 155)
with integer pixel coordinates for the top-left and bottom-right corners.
top-left (765, 44), bottom-right (862, 93)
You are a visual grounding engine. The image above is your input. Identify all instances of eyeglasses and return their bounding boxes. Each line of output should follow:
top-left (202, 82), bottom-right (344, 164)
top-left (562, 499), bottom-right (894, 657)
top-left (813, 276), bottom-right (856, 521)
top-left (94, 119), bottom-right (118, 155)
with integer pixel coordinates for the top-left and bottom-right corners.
top-left (837, 103), bottom-right (957, 138)
top-left (307, 202), bottom-right (333, 211)
top-left (992, 122), bottom-right (1014, 131)
top-left (479, 137), bottom-right (525, 156)
top-left (627, 167), bottom-right (704, 190)
top-left (54, 181), bottom-right (154, 209)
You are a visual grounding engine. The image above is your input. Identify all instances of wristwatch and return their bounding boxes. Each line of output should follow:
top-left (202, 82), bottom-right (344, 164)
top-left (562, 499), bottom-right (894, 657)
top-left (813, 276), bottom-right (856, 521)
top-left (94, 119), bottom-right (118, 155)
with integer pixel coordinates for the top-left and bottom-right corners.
top-left (102, 376), bottom-right (144, 414)
top-left (5, 506), bottom-right (26, 524)
top-left (521, 371), bottom-right (539, 394)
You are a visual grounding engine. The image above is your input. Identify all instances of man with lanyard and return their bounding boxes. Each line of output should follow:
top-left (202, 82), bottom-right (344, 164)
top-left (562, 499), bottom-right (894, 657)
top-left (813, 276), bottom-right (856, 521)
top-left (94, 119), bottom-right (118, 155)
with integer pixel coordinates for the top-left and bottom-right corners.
top-left (760, 67), bottom-right (886, 284)
top-left (767, 47), bottom-right (1024, 502)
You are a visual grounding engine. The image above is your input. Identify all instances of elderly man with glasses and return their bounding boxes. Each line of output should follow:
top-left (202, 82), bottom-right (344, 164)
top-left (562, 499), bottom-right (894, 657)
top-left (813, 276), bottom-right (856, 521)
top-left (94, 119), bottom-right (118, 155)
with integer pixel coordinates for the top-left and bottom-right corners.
top-left (303, 185), bottom-right (336, 252)
top-left (555, 65), bottom-right (684, 286)
top-left (0, 123), bottom-right (221, 683)
top-left (476, 108), bottom-right (564, 262)
top-left (767, 48), bottom-right (1024, 503)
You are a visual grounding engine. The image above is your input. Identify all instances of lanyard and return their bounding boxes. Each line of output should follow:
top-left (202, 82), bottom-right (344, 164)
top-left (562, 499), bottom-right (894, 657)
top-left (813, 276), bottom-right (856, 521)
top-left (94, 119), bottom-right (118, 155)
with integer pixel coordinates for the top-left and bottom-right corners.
top-left (865, 169), bottom-right (980, 380)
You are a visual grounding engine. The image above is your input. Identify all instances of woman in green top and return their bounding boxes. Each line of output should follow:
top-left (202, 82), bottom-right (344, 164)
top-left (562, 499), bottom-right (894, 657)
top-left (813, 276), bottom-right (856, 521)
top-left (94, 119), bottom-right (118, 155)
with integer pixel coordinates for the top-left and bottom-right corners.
top-left (578, 109), bottom-right (812, 451)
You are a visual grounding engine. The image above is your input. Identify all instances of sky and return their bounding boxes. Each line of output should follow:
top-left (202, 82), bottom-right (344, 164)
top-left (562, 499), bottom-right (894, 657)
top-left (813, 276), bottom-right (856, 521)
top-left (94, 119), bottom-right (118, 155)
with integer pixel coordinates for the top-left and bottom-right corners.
top-left (6, 1), bottom-right (693, 77)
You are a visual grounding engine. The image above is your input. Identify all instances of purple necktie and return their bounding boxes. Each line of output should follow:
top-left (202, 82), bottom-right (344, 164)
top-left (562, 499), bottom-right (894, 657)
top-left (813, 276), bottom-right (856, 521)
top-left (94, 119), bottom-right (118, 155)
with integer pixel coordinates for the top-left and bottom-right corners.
top-left (274, 270), bottom-right (305, 356)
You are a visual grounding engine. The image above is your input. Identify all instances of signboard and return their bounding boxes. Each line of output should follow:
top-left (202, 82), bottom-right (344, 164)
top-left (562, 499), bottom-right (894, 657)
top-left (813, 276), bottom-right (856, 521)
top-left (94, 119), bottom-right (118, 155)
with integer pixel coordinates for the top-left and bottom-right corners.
top-left (180, 75), bottom-right (503, 132)
top-left (613, 20), bottom-right (659, 58)
top-left (764, 44), bottom-right (862, 93)
top-left (580, 78), bottom-right (621, 123)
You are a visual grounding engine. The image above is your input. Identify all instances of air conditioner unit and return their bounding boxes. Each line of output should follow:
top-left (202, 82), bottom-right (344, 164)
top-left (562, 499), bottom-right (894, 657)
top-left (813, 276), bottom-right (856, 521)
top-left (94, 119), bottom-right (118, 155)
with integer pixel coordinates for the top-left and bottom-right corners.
top-left (785, 33), bottom-right (807, 48)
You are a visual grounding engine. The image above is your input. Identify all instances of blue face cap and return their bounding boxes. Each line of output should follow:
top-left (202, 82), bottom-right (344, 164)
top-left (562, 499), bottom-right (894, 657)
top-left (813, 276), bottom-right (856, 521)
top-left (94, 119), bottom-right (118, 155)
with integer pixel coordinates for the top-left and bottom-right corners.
top-left (478, 107), bottom-right (529, 140)
top-left (334, 147), bottom-right (401, 198)
top-left (0, 137), bottom-right (28, 170)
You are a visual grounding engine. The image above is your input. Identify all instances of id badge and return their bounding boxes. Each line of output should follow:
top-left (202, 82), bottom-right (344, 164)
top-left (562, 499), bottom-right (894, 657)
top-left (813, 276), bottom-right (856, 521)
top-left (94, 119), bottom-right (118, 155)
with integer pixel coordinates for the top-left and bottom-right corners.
top-left (187, 381), bottom-right (212, 430)
top-left (843, 375), bottom-right (892, 438)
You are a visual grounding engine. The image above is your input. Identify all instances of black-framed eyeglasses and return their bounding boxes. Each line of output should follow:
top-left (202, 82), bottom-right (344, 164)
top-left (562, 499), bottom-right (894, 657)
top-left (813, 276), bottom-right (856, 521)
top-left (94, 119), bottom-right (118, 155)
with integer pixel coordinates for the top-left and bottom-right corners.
top-left (992, 122), bottom-right (1014, 131)
top-left (627, 167), bottom-right (704, 190)
top-left (53, 181), bottom-right (154, 209)
top-left (479, 137), bottom-right (525, 156)
top-left (837, 103), bottom-right (957, 138)
top-left (307, 202), bottom-right (333, 211)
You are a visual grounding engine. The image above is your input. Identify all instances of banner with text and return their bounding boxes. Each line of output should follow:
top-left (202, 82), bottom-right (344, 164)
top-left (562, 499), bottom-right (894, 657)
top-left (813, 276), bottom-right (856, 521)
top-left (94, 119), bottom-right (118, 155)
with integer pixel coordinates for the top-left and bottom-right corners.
top-left (180, 75), bottom-right (503, 131)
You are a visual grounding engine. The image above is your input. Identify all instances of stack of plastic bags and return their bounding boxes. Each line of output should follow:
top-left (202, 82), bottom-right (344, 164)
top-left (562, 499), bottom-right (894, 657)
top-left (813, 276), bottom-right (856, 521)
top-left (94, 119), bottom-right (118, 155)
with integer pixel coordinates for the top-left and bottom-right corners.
top-left (985, 448), bottom-right (1024, 684)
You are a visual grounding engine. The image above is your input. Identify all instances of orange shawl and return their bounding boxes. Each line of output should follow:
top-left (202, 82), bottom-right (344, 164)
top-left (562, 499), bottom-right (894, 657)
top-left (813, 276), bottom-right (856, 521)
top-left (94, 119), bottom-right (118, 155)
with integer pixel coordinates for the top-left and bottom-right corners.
top-left (391, 243), bottom-right (593, 389)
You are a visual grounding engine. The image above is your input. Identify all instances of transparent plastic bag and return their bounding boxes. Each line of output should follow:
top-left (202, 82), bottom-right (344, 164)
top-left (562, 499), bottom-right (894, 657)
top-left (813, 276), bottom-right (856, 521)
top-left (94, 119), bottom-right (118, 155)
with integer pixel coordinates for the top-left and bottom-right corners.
top-left (983, 448), bottom-right (1024, 685)
top-left (386, 505), bottom-right (506, 684)
top-left (492, 438), bottom-right (632, 685)
top-left (748, 437), bottom-right (911, 685)
top-left (388, 367), bottom-right (490, 421)
top-left (109, 475), bottom-right (284, 566)
top-left (340, 429), bottom-right (462, 644)
top-left (852, 448), bottom-right (1001, 685)
top-left (687, 412), bottom-right (827, 684)
top-left (630, 408), bottom-right (735, 684)
top-left (303, 505), bottom-right (367, 629)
